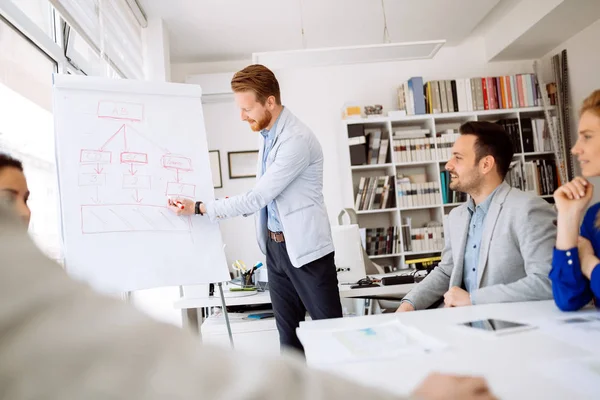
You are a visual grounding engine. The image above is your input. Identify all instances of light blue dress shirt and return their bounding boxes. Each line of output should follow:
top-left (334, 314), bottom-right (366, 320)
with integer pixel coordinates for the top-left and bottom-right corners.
top-left (463, 186), bottom-right (500, 301)
top-left (260, 111), bottom-right (283, 233)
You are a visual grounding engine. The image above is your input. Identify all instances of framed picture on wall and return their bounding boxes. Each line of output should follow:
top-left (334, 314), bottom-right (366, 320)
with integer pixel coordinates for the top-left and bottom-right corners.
top-left (209, 150), bottom-right (223, 188)
top-left (228, 150), bottom-right (259, 179)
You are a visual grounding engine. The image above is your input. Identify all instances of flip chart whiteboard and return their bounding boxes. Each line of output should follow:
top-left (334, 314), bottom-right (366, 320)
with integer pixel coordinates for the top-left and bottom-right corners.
top-left (53, 74), bottom-right (230, 292)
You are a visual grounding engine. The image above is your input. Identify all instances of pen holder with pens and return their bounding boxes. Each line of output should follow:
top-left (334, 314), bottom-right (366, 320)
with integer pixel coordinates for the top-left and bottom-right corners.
top-left (232, 260), bottom-right (263, 289)
top-left (240, 270), bottom-right (254, 288)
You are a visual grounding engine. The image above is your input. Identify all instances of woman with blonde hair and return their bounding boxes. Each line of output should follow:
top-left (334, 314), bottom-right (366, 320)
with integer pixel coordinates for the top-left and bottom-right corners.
top-left (551, 89), bottom-right (600, 310)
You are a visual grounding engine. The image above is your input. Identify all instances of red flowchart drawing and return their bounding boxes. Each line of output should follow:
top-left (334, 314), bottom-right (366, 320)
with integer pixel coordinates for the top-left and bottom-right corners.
top-left (123, 175), bottom-right (151, 190)
top-left (132, 189), bottom-right (143, 203)
top-left (100, 124), bottom-right (127, 151)
top-left (79, 173), bottom-right (106, 187)
top-left (161, 155), bottom-right (192, 172)
top-left (76, 107), bottom-right (199, 222)
top-left (97, 101), bottom-right (144, 122)
top-left (165, 182), bottom-right (196, 199)
top-left (120, 152), bottom-right (148, 164)
top-left (81, 204), bottom-right (190, 234)
top-left (80, 150), bottom-right (112, 164)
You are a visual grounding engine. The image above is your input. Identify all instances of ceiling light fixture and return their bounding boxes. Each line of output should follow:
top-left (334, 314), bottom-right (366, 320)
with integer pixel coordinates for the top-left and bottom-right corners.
top-left (252, 0), bottom-right (445, 69)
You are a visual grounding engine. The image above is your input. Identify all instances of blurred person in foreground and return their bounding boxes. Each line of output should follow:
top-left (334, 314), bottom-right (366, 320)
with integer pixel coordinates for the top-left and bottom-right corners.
top-left (0, 204), bottom-right (496, 399)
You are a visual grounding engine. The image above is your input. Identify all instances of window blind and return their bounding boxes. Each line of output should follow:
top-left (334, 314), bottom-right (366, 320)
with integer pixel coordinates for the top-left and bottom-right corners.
top-left (50, 0), bottom-right (143, 79)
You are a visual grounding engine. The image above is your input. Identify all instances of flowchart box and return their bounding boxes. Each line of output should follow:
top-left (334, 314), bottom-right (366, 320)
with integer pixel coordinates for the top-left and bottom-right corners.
top-left (81, 205), bottom-right (190, 234)
top-left (120, 152), bottom-right (148, 164)
top-left (166, 182), bottom-right (196, 199)
top-left (79, 173), bottom-right (106, 186)
top-left (80, 150), bottom-right (111, 164)
top-left (162, 155), bottom-right (192, 171)
top-left (122, 175), bottom-right (151, 189)
top-left (97, 101), bottom-right (144, 122)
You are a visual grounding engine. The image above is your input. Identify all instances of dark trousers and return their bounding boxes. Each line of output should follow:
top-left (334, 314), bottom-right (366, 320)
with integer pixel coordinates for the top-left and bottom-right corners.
top-left (266, 238), bottom-right (343, 354)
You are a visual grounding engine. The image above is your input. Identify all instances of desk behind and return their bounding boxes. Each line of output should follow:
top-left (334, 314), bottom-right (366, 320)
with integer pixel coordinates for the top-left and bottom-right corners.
top-left (339, 283), bottom-right (414, 298)
top-left (175, 276), bottom-right (415, 334)
top-left (174, 290), bottom-right (272, 310)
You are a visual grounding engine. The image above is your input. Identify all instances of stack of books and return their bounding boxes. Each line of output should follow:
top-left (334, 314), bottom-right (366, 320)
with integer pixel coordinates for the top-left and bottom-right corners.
top-left (354, 176), bottom-right (395, 210)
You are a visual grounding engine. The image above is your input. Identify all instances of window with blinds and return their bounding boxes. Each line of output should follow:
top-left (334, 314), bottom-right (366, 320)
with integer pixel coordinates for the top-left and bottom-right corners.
top-left (49, 0), bottom-right (143, 79)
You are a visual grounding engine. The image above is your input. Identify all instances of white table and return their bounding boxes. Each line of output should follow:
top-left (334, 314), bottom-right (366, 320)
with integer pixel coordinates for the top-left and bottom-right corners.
top-left (174, 290), bottom-right (272, 334)
top-left (201, 309), bottom-right (280, 356)
top-left (298, 300), bottom-right (597, 400)
top-left (175, 281), bottom-right (415, 334)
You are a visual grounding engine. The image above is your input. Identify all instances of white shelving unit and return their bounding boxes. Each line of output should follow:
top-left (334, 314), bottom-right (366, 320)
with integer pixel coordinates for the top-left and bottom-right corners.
top-left (344, 106), bottom-right (555, 270)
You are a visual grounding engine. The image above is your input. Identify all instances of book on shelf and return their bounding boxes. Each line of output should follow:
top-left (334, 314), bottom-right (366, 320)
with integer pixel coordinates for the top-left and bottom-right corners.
top-left (520, 117), bottom-right (554, 153)
top-left (405, 255), bottom-right (442, 270)
top-left (354, 175), bottom-right (395, 211)
top-left (401, 224), bottom-right (412, 252)
top-left (508, 159), bottom-right (560, 196)
top-left (397, 77), bottom-right (426, 115)
top-left (410, 226), bottom-right (444, 253)
top-left (400, 217), bottom-right (444, 253)
top-left (359, 226), bottom-right (401, 256)
top-left (392, 127), bottom-right (433, 163)
top-left (397, 74), bottom-right (544, 116)
top-left (436, 130), bottom-right (460, 161)
top-left (393, 138), bottom-right (435, 163)
top-left (348, 124), bottom-right (367, 165)
top-left (396, 180), bottom-right (441, 208)
top-left (496, 118), bottom-right (522, 154)
top-left (507, 161), bottom-right (525, 192)
top-left (440, 170), bottom-right (468, 204)
top-left (347, 125), bottom-right (389, 166)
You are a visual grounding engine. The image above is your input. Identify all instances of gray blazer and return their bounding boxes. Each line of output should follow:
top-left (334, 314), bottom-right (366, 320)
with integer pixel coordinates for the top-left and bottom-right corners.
top-left (403, 182), bottom-right (556, 310)
top-left (206, 107), bottom-right (334, 268)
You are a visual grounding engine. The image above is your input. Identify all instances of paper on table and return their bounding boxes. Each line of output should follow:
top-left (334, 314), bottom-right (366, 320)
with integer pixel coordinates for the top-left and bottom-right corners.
top-left (537, 357), bottom-right (600, 399)
top-left (537, 311), bottom-right (600, 355)
top-left (297, 320), bottom-right (446, 365)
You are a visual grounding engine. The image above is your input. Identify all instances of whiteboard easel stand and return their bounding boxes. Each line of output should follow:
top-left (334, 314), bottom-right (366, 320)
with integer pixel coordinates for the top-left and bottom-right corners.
top-left (178, 284), bottom-right (234, 348)
top-left (217, 282), bottom-right (234, 348)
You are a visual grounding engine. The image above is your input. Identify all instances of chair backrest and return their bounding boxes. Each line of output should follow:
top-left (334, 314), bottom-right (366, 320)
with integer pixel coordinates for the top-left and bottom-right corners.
top-left (331, 224), bottom-right (368, 284)
top-left (337, 208), bottom-right (384, 275)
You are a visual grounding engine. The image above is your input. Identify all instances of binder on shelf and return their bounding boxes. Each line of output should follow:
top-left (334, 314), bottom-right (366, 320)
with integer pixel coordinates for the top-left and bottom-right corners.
top-left (409, 77), bottom-right (426, 115)
top-left (520, 118), bottom-right (535, 153)
top-left (348, 124), bottom-right (367, 166)
top-left (364, 226), bottom-right (401, 256)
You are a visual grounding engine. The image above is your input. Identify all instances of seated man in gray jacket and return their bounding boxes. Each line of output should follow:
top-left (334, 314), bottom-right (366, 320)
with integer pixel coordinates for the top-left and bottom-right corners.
top-left (398, 121), bottom-right (556, 312)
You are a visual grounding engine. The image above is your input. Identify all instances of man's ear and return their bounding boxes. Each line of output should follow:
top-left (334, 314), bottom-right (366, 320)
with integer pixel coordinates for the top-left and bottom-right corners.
top-left (480, 155), bottom-right (496, 174)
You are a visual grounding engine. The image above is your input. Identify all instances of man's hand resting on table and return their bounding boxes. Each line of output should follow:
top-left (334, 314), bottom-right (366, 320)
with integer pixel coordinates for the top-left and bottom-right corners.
top-left (396, 301), bottom-right (415, 312)
top-left (411, 373), bottom-right (497, 400)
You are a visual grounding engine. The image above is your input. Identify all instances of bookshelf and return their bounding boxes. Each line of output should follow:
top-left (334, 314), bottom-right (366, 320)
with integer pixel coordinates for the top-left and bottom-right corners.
top-left (345, 106), bottom-right (557, 271)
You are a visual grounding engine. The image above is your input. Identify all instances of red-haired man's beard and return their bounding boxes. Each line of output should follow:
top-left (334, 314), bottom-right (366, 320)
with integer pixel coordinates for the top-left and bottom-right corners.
top-left (247, 109), bottom-right (272, 132)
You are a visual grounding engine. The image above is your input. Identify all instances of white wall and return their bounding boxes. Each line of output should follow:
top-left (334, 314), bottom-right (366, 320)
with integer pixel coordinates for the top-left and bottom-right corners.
top-left (172, 36), bottom-right (535, 264)
top-left (202, 100), bottom-right (266, 271)
top-left (540, 17), bottom-right (600, 203)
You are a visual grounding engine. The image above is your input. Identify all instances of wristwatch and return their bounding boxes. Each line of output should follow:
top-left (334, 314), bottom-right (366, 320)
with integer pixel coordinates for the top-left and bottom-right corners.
top-left (195, 201), bottom-right (204, 215)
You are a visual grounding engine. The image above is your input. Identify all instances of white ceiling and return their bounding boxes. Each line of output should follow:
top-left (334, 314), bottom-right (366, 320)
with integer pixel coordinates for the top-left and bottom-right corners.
top-left (139, 0), bottom-right (502, 63)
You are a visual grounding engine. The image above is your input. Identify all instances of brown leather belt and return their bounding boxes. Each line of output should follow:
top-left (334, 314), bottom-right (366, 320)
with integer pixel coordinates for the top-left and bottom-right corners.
top-left (268, 230), bottom-right (285, 243)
